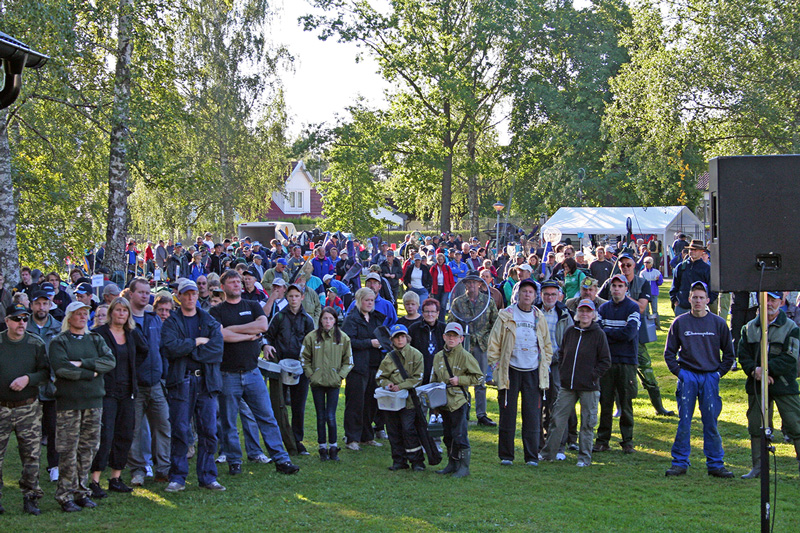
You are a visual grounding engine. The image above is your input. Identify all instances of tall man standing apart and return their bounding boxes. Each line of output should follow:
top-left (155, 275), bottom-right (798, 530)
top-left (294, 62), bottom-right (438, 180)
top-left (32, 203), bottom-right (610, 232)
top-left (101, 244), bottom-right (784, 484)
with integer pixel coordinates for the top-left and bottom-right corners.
top-left (0, 304), bottom-right (49, 515)
top-left (210, 270), bottom-right (299, 475)
top-left (738, 291), bottom-right (800, 479)
top-left (664, 281), bottom-right (736, 478)
top-left (127, 277), bottom-right (171, 487)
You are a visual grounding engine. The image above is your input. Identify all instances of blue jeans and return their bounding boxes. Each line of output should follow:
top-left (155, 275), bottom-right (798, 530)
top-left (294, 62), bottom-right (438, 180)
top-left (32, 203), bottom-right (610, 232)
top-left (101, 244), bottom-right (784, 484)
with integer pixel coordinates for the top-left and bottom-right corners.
top-left (168, 375), bottom-right (218, 486)
top-left (215, 399), bottom-right (264, 459)
top-left (219, 369), bottom-right (289, 465)
top-left (671, 369), bottom-right (724, 470)
top-left (311, 386), bottom-right (339, 445)
top-left (408, 287), bottom-right (429, 303)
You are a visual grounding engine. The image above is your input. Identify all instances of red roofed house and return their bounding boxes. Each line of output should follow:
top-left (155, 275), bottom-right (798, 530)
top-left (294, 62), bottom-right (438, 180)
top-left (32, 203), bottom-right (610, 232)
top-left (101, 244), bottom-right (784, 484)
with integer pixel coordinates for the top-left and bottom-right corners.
top-left (263, 161), bottom-right (324, 219)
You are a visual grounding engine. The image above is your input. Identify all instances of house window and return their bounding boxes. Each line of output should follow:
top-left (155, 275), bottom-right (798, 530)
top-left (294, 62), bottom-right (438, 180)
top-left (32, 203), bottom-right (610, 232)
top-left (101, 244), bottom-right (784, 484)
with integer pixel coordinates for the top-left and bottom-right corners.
top-left (288, 191), bottom-right (303, 210)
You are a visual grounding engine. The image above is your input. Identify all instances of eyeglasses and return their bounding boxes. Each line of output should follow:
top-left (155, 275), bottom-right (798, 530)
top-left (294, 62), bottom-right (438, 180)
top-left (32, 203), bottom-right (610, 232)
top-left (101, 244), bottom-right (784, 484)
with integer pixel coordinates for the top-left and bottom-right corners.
top-left (8, 316), bottom-right (29, 323)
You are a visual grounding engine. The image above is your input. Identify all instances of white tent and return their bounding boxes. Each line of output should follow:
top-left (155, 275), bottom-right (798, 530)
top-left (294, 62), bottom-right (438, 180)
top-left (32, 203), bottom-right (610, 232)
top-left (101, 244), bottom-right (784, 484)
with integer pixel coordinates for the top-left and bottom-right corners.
top-left (542, 206), bottom-right (704, 242)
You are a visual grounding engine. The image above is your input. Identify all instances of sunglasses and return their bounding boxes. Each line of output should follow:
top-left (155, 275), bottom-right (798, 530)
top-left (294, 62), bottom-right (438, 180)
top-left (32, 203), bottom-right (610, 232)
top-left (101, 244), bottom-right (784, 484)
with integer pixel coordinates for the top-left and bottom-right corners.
top-left (8, 315), bottom-right (29, 323)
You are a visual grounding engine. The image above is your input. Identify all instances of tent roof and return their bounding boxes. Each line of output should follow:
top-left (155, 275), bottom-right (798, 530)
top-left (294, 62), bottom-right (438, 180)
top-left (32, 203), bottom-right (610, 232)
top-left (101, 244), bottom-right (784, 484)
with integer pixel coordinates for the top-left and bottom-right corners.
top-left (542, 206), bottom-right (702, 235)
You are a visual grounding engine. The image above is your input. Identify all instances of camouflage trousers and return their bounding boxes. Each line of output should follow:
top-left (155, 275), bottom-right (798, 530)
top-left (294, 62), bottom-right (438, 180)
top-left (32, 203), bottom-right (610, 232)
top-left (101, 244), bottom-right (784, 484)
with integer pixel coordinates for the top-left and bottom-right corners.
top-left (0, 400), bottom-right (43, 499)
top-left (55, 408), bottom-right (102, 504)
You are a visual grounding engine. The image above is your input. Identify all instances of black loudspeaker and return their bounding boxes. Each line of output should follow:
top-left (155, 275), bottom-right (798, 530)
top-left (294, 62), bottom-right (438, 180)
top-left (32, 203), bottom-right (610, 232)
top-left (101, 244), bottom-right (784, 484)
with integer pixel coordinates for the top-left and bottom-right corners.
top-left (709, 155), bottom-right (800, 292)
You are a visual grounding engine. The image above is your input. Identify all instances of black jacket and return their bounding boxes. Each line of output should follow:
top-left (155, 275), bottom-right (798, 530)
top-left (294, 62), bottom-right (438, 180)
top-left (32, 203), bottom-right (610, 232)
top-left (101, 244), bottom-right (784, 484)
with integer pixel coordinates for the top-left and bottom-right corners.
top-left (409, 319), bottom-right (446, 385)
top-left (160, 308), bottom-right (224, 394)
top-left (381, 260), bottom-right (404, 296)
top-left (265, 307), bottom-right (315, 362)
top-left (342, 309), bottom-right (386, 375)
top-left (557, 321), bottom-right (612, 392)
top-left (96, 324), bottom-right (148, 399)
top-left (165, 252), bottom-right (189, 281)
top-left (402, 263), bottom-right (432, 291)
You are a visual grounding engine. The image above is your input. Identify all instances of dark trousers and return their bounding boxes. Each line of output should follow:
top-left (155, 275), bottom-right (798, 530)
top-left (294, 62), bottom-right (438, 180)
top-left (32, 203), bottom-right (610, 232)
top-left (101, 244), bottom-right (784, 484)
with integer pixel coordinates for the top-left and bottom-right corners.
top-left (362, 366), bottom-right (379, 441)
top-left (42, 399), bottom-right (59, 469)
top-left (540, 365), bottom-right (561, 451)
top-left (91, 395), bottom-right (136, 472)
top-left (498, 368), bottom-right (541, 462)
top-left (311, 386), bottom-right (339, 445)
top-left (283, 373), bottom-right (309, 446)
top-left (597, 363), bottom-right (638, 446)
top-left (442, 404), bottom-right (469, 456)
top-left (168, 375), bottom-right (218, 486)
top-left (344, 371), bottom-right (369, 444)
top-left (385, 407), bottom-right (424, 466)
top-left (434, 286), bottom-right (448, 322)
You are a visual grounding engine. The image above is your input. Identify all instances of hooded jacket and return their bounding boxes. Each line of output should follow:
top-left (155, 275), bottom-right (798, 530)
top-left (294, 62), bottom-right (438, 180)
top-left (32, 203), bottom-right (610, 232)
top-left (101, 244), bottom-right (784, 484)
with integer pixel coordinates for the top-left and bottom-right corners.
top-left (301, 328), bottom-right (353, 388)
top-left (738, 310), bottom-right (800, 396)
top-left (557, 321), bottom-right (611, 391)
top-left (486, 305), bottom-right (553, 391)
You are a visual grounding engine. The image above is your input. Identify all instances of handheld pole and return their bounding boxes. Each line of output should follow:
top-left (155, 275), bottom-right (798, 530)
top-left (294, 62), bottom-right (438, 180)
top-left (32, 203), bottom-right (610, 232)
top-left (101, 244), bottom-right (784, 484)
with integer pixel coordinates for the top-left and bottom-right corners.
top-left (759, 291), bottom-right (770, 533)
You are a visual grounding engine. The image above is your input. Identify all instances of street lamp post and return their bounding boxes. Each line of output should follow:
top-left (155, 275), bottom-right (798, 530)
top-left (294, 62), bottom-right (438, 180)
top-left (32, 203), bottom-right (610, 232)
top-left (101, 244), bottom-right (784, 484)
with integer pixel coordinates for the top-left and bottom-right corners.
top-left (493, 202), bottom-right (504, 258)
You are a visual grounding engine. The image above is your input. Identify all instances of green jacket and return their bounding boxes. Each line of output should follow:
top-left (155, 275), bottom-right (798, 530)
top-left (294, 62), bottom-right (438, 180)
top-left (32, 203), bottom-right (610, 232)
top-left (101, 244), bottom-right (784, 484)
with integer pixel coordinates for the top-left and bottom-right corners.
top-left (49, 331), bottom-right (116, 410)
top-left (376, 344), bottom-right (423, 410)
top-left (0, 331), bottom-right (49, 403)
top-left (447, 291), bottom-right (498, 352)
top-left (738, 310), bottom-right (800, 396)
top-left (431, 344), bottom-right (484, 411)
top-left (301, 329), bottom-right (353, 388)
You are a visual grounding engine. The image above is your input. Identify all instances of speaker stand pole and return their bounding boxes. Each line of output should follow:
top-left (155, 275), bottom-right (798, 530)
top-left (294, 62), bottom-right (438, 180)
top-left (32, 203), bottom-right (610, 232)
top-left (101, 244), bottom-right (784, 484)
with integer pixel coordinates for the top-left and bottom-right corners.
top-left (759, 291), bottom-right (771, 533)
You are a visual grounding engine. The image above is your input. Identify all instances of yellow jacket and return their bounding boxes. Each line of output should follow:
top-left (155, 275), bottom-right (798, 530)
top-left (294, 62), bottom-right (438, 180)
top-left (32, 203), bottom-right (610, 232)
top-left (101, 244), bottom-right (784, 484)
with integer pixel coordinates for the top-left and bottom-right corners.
top-left (487, 306), bottom-right (553, 391)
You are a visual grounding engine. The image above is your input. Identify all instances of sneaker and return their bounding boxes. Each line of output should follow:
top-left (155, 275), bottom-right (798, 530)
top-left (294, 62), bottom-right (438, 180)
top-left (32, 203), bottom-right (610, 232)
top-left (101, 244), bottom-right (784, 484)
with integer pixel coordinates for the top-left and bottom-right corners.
top-left (500, 459), bottom-right (513, 466)
top-left (275, 461), bottom-right (300, 475)
top-left (525, 461), bottom-right (539, 466)
top-left (592, 442), bottom-right (611, 452)
top-left (345, 442), bottom-right (360, 451)
top-left (248, 454), bottom-right (272, 464)
top-left (49, 467), bottom-right (59, 482)
top-left (89, 481), bottom-right (108, 499)
top-left (60, 500), bottom-right (82, 513)
top-left (375, 430), bottom-right (388, 440)
top-left (556, 453), bottom-right (566, 461)
top-left (229, 463), bottom-right (242, 476)
top-left (576, 461), bottom-right (589, 467)
top-left (108, 477), bottom-right (133, 493)
top-left (164, 482), bottom-right (185, 493)
top-left (130, 472), bottom-right (145, 486)
top-left (215, 454), bottom-right (227, 464)
top-left (187, 444), bottom-right (196, 460)
top-left (708, 467), bottom-right (735, 478)
top-left (360, 440), bottom-right (383, 447)
top-left (145, 465), bottom-right (154, 477)
top-left (74, 496), bottom-right (97, 509)
top-left (622, 444), bottom-right (636, 454)
top-left (666, 466), bottom-right (688, 477)
top-left (567, 443), bottom-right (579, 451)
top-left (200, 481), bottom-right (226, 491)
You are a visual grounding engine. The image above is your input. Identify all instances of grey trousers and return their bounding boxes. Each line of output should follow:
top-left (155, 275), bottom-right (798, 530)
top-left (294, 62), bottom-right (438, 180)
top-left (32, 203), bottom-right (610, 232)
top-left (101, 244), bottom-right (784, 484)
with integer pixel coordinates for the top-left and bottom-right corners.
top-left (471, 345), bottom-right (488, 418)
top-left (128, 383), bottom-right (171, 477)
top-left (541, 389), bottom-right (600, 465)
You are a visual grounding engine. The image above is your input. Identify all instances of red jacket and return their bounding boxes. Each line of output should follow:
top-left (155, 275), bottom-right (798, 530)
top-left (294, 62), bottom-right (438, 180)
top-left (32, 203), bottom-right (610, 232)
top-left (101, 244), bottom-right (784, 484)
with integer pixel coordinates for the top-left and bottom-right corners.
top-left (429, 263), bottom-right (455, 294)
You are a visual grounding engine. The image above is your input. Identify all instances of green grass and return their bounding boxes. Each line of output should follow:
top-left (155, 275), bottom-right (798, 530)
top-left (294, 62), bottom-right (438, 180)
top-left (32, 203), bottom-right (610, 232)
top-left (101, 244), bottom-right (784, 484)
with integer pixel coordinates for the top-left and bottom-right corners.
top-left (2, 280), bottom-right (799, 531)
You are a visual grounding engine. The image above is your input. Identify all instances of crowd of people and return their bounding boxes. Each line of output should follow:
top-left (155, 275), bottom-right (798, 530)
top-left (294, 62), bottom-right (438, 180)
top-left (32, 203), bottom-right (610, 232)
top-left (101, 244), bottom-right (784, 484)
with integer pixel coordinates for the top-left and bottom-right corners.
top-left (1, 228), bottom-right (799, 515)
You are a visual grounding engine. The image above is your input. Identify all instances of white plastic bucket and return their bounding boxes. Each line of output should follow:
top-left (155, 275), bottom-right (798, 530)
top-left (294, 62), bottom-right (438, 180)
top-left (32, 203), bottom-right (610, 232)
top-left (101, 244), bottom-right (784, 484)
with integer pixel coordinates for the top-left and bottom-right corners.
top-left (416, 382), bottom-right (447, 409)
top-left (279, 359), bottom-right (303, 386)
top-left (374, 388), bottom-right (409, 411)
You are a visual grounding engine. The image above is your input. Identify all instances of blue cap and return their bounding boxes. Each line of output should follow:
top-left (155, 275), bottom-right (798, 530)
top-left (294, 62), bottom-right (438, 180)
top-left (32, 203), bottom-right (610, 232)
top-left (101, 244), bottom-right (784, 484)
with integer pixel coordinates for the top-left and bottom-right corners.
top-left (389, 324), bottom-right (409, 338)
top-left (618, 253), bottom-right (635, 262)
top-left (276, 258), bottom-right (288, 266)
top-left (690, 280), bottom-right (708, 294)
top-left (767, 291), bottom-right (784, 299)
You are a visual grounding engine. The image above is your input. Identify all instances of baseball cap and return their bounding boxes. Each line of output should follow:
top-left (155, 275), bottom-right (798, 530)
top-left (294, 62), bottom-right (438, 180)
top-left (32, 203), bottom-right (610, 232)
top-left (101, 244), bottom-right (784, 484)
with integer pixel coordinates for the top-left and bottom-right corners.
top-left (240, 269), bottom-right (256, 278)
top-left (253, 241), bottom-right (261, 247)
top-left (39, 282), bottom-right (56, 297)
top-left (690, 280), bottom-right (709, 294)
top-left (444, 323), bottom-right (464, 336)
top-left (5, 303), bottom-right (30, 318)
top-left (617, 253), bottom-right (636, 263)
top-left (581, 277), bottom-right (598, 288)
top-left (389, 324), bottom-right (409, 338)
top-left (175, 242), bottom-right (183, 247)
top-left (577, 299), bottom-right (596, 311)
top-left (102, 284), bottom-right (121, 296)
top-left (178, 279), bottom-right (198, 294)
top-left (65, 301), bottom-right (91, 314)
top-left (609, 273), bottom-right (629, 285)
top-left (327, 287), bottom-right (338, 295)
top-left (276, 258), bottom-right (288, 266)
top-left (323, 274), bottom-right (334, 283)
top-left (518, 278), bottom-right (539, 291)
top-left (75, 282), bottom-right (93, 295)
top-left (413, 253), bottom-right (422, 260)
top-left (540, 280), bottom-right (560, 291)
top-left (365, 272), bottom-right (381, 282)
top-left (386, 250), bottom-right (394, 256)
top-left (518, 264), bottom-right (533, 273)
top-left (271, 278), bottom-right (287, 287)
top-left (767, 291), bottom-right (784, 299)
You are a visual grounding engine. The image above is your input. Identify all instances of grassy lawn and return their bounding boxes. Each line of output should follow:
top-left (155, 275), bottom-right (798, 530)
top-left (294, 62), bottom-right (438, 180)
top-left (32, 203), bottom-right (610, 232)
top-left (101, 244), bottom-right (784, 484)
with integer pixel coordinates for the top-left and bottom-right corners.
top-left (2, 280), bottom-right (799, 530)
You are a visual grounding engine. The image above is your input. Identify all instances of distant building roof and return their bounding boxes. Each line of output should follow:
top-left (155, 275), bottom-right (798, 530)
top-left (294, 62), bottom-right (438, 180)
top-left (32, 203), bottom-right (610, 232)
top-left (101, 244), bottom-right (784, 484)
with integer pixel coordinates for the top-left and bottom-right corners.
top-left (696, 171), bottom-right (709, 190)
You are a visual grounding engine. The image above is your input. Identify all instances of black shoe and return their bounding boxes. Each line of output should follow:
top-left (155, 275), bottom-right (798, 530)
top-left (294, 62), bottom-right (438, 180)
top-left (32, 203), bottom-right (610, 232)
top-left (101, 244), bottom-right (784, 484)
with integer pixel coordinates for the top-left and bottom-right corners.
top-left (108, 477), bottom-right (133, 493)
top-left (297, 443), bottom-right (310, 456)
top-left (477, 416), bottom-right (497, 427)
top-left (328, 446), bottom-right (340, 461)
top-left (74, 496), bottom-right (97, 509)
top-left (229, 463), bottom-right (242, 476)
top-left (567, 443), bottom-right (579, 451)
top-left (708, 467), bottom-right (735, 478)
top-left (319, 447), bottom-right (329, 461)
top-left (275, 461), bottom-right (300, 475)
top-left (0, 500), bottom-right (4, 514)
top-left (665, 466), bottom-right (687, 477)
top-left (622, 444), bottom-right (636, 454)
top-left (23, 496), bottom-right (41, 516)
top-left (412, 464), bottom-right (426, 472)
top-left (60, 500), bottom-right (82, 513)
top-left (592, 442), bottom-right (611, 452)
top-left (388, 463), bottom-right (409, 471)
top-left (89, 481), bottom-right (108, 499)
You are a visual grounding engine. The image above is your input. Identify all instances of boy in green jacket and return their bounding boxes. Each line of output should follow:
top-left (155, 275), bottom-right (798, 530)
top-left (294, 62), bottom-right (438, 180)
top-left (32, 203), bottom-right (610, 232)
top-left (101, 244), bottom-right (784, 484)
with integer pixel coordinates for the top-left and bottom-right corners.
top-left (431, 323), bottom-right (484, 478)
top-left (376, 324), bottom-right (424, 471)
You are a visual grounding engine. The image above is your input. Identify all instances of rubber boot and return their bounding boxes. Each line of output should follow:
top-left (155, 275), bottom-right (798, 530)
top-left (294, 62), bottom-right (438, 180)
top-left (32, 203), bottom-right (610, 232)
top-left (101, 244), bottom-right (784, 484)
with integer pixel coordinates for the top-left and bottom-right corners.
top-left (451, 448), bottom-right (471, 479)
top-left (648, 389), bottom-right (675, 416)
top-left (741, 438), bottom-right (761, 479)
top-left (436, 449), bottom-right (457, 475)
top-left (794, 439), bottom-right (800, 477)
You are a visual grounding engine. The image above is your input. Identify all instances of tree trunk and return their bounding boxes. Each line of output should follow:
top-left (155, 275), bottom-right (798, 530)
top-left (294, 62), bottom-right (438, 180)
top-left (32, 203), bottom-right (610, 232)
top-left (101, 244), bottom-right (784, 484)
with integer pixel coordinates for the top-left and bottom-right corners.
top-left (105, 0), bottom-right (134, 278)
top-left (467, 128), bottom-right (479, 239)
top-left (0, 110), bottom-right (21, 286)
top-left (220, 144), bottom-right (235, 238)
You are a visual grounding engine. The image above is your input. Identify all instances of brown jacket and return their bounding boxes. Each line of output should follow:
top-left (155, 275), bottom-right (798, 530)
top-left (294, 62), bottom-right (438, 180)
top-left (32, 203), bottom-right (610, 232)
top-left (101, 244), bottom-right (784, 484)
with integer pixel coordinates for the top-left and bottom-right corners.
top-left (487, 306), bottom-right (553, 390)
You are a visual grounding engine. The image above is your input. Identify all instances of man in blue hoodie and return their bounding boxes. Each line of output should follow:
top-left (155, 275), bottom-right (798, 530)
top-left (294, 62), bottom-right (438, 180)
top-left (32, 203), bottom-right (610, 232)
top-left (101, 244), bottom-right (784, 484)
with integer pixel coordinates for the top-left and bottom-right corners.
top-left (594, 274), bottom-right (641, 454)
